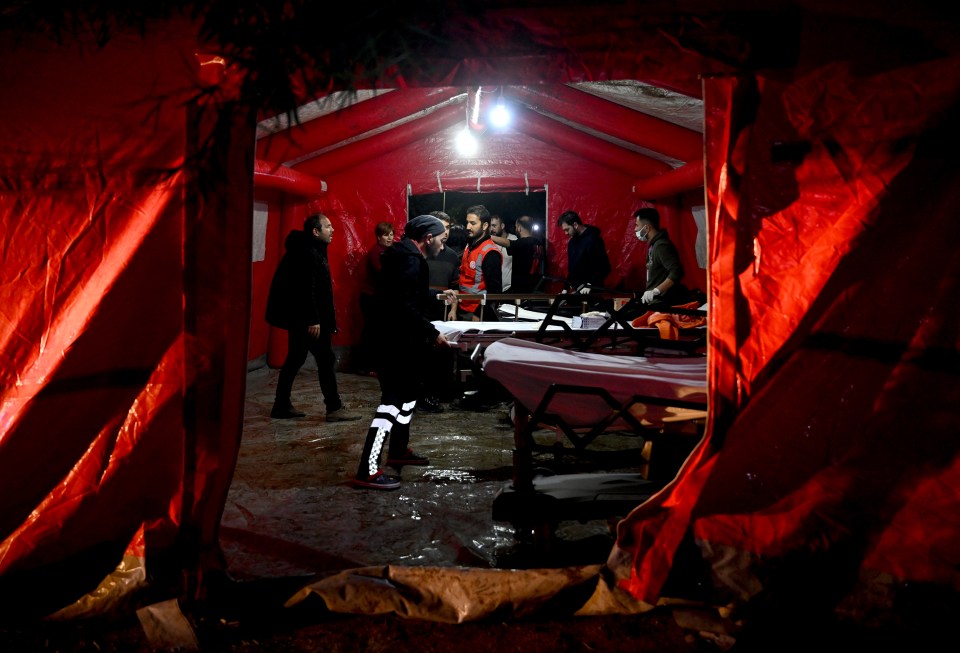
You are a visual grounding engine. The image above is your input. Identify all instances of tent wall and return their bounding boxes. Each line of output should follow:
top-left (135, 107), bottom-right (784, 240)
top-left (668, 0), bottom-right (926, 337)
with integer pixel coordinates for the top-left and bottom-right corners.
top-left (611, 57), bottom-right (960, 619)
top-left (0, 23), bottom-right (254, 614)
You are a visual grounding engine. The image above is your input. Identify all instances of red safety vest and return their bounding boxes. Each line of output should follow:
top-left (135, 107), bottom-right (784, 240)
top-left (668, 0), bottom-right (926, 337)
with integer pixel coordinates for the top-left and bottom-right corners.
top-left (458, 238), bottom-right (500, 313)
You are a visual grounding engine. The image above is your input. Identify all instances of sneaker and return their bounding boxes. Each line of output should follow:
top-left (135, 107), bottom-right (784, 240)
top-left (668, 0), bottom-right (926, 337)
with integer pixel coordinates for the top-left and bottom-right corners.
top-left (418, 396), bottom-right (444, 413)
top-left (270, 404), bottom-right (306, 419)
top-left (326, 407), bottom-right (362, 422)
top-left (386, 448), bottom-right (430, 466)
top-left (352, 471), bottom-right (401, 490)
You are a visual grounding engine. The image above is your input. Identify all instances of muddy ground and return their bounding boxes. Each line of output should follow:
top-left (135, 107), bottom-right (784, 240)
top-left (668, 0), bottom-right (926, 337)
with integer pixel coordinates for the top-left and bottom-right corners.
top-left (0, 359), bottom-right (929, 651)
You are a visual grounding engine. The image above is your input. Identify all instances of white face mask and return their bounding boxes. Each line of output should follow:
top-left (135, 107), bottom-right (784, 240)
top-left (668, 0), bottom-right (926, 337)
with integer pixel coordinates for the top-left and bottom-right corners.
top-left (635, 225), bottom-right (650, 242)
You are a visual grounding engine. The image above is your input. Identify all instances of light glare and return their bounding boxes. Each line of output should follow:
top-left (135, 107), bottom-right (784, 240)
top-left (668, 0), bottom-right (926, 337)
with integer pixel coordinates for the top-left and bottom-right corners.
top-left (456, 127), bottom-right (478, 156)
top-left (489, 102), bottom-right (511, 128)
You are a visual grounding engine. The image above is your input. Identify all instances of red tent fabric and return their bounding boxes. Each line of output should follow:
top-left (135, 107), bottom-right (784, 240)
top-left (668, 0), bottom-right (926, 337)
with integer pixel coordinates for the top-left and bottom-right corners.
top-left (1, 1), bottom-right (958, 627)
top-left (0, 21), bottom-right (254, 615)
top-left (611, 58), bottom-right (960, 618)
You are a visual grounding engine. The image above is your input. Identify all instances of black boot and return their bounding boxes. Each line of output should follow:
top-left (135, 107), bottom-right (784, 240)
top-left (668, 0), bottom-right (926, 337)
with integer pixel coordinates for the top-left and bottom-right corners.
top-left (271, 402), bottom-right (306, 419)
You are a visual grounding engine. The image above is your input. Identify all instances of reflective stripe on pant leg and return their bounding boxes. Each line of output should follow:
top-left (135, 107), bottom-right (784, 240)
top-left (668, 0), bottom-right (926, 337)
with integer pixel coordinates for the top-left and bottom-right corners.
top-left (357, 405), bottom-right (397, 479)
top-left (366, 425), bottom-right (389, 478)
top-left (397, 400), bottom-right (417, 424)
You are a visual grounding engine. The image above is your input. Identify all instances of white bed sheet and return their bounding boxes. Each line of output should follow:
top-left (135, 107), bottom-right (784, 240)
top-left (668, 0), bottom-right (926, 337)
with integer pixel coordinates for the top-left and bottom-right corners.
top-left (434, 320), bottom-right (568, 345)
top-left (482, 337), bottom-right (707, 427)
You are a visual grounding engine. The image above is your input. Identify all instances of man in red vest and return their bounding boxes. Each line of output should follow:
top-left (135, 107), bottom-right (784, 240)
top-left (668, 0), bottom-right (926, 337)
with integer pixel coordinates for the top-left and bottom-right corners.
top-left (453, 204), bottom-right (502, 321)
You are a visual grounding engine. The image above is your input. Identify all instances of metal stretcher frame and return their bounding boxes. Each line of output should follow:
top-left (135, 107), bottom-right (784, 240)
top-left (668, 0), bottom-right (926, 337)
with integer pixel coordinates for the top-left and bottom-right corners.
top-left (480, 337), bottom-right (708, 546)
top-left (439, 291), bottom-right (707, 354)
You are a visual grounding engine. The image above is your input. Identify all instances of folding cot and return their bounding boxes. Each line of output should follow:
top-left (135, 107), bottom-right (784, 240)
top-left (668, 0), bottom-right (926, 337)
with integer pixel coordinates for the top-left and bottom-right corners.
top-left (479, 336), bottom-right (708, 549)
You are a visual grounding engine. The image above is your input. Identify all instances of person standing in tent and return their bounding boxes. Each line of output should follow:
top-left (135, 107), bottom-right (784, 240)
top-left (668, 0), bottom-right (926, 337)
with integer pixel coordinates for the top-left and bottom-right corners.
top-left (355, 221), bottom-right (395, 375)
top-left (419, 210), bottom-right (460, 413)
top-left (505, 215), bottom-right (545, 293)
top-left (557, 209), bottom-right (611, 290)
top-left (425, 211), bottom-right (460, 321)
top-left (634, 207), bottom-right (687, 306)
top-left (453, 204), bottom-right (502, 321)
top-left (353, 215), bottom-right (456, 490)
top-left (489, 214), bottom-right (517, 291)
top-left (265, 213), bottom-right (362, 422)
top-left (445, 223), bottom-right (467, 259)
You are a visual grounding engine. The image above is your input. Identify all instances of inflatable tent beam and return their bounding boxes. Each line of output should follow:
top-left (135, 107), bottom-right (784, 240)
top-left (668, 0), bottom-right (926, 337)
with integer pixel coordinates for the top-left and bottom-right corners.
top-left (508, 84), bottom-right (703, 164)
top-left (633, 159), bottom-right (704, 200)
top-left (254, 160), bottom-right (327, 196)
top-left (297, 100), bottom-right (467, 178)
top-left (512, 105), bottom-right (670, 177)
top-left (257, 87), bottom-right (465, 165)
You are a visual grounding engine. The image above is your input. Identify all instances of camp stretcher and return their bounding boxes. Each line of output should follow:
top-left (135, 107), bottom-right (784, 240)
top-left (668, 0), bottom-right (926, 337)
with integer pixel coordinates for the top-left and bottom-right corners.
top-left (479, 337), bottom-right (708, 548)
top-left (435, 290), bottom-right (706, 355)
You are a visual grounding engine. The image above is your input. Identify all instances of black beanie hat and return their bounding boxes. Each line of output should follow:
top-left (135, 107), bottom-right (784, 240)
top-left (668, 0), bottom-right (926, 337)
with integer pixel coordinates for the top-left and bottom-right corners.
top-left (405, 214), bottom-right (446, 240)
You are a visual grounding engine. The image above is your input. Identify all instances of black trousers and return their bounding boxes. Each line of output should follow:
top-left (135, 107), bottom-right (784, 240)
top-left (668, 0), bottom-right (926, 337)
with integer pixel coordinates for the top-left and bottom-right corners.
top-left (275, 328), bottom-right (342, 412)
top-left (355, 346), bottom-right (426, 478)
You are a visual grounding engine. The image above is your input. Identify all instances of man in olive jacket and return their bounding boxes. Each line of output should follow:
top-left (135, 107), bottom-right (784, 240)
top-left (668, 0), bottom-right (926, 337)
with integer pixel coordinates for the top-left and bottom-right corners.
top-left (265, 213), bottom-right (360, 421)
top-left (353, 215), bottom-right (456, 490)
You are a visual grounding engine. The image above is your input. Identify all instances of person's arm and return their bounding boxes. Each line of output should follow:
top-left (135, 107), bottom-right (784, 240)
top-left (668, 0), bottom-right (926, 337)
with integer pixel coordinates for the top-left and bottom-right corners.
top-left (482, 249), bottom-right (503, 294)
top-left (593, 234), bottom-right (611, 281)
top-left (490, 234), bottom-right (512, 248)
top-left (641, 242), bottom-right (684, 303)
top-left (651, 242), bottom-right (684, 295)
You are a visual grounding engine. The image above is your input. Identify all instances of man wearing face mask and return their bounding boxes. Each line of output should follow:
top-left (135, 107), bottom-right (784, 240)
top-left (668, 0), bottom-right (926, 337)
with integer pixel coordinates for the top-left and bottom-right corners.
top-left (634, 207), bottom-right (686, 306)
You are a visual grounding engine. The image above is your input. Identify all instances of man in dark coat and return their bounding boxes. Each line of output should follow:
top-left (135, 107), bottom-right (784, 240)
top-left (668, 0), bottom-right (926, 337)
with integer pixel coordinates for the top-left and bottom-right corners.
top-left (557, 209), bottom-right (611, 289)
top-left (265, 213), bottom-right (361, 421)
top-left (506, 215), bottom-right (545, 293)
top-left (353, 215), bottom-right (456, 490)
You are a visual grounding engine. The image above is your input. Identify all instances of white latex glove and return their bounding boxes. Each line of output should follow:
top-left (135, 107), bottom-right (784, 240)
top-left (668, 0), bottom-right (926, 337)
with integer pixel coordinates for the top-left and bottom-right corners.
top-left (641, 288), bottom-right (661, 304)
top-left (578, 286), bottom-right (591, 294)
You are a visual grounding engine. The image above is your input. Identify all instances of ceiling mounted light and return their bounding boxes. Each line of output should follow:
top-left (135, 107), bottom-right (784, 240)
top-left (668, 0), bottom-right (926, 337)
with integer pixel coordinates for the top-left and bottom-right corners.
top-left (455, 126), bottom-right (478, 156)
top-left (489, 99), bottom-right (511, 129)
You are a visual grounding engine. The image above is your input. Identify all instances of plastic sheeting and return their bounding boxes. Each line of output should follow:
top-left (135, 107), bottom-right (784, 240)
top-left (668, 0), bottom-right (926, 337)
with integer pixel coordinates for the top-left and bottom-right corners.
top-left (0, 21), bottom-right (254, 616)
top-left (611, 56), bottom-right (960, 619)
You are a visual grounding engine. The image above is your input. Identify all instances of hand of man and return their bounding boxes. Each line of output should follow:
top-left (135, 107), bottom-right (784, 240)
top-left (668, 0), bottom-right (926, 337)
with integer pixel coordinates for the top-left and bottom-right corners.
top-left (435, 333), bottom-right (451, 348)
top-left (578, 286), bottom-right (591, 294)
top-left (641, 288), bottom-right (661, 304)
top-left (307, 324), bottom-right (321, 338)
top-left (441, 289), bottom-right (458, 305)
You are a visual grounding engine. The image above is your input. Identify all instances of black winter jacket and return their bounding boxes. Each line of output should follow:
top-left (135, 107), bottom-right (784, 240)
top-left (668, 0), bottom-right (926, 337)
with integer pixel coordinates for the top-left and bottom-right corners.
top-left (372, 238), bottom-right (439, 351)
top-left (265, 230), bottom-right (337, 333)
top-left (567, 224), bottom-right (611, 288)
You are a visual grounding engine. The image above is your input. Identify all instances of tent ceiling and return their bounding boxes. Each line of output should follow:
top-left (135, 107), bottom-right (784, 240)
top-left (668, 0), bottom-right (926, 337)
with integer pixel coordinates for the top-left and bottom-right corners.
top-left (256, 81), bottom-right (704, 173)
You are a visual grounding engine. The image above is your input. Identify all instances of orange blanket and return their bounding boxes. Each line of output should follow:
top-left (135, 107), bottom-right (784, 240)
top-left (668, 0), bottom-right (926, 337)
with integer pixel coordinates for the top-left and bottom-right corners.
top-left (630, 301), bottom-right (707, 340)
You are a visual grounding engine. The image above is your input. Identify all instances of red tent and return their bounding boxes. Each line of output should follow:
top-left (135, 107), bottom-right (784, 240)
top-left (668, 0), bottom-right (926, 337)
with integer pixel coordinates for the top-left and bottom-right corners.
top-left (1, 1), bottom-right (957, 631)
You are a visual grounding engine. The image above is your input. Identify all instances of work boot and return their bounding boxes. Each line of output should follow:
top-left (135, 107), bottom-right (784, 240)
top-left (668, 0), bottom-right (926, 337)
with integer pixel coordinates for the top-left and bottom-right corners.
top-left (417, 396), bottom-right (444, 413)
top-left (270, 403), bottom-right (306, 419)
top-left (326, 407), bottom-right (362, 422)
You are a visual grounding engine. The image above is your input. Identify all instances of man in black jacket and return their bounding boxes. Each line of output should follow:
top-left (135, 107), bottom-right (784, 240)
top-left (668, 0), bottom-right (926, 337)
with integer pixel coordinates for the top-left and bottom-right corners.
top-left (557, 209), bottom-right (611, 289)
top-left (353, 215), bottom-right (456, 490)
top-left (265, 213), bottom-right (361, 422)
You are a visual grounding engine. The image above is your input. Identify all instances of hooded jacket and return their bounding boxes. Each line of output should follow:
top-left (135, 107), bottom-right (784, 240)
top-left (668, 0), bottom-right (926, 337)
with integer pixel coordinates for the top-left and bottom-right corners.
top-left (265, 230), bottom-right (337, 332)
